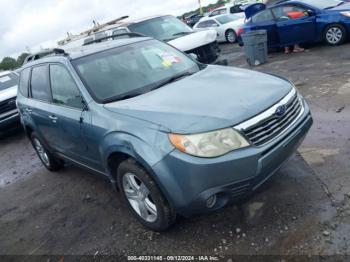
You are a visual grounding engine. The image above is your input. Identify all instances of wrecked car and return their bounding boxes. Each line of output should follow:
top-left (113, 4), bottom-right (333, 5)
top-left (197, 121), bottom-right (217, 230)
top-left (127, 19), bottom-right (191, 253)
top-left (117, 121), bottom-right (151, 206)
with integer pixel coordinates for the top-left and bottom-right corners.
top-left (17, 35), bottom-right (312, 231)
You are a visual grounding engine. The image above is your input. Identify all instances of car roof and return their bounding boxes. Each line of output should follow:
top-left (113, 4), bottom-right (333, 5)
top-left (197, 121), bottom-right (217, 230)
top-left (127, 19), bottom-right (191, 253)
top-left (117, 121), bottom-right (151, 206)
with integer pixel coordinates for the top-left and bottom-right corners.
top-left (22, 36), bottom-right (152, 68)
top-left (119, 15), bottom-right (170, 27)
top-left (67, 36), bottom-right (152, 59)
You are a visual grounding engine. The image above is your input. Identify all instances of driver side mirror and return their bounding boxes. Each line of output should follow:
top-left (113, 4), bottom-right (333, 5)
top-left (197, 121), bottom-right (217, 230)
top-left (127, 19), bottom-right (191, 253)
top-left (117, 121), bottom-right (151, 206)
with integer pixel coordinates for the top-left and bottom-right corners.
top-left (306, 9), bottom-right (315, 16)
top-left (189, 53), bottom-right (198, 60)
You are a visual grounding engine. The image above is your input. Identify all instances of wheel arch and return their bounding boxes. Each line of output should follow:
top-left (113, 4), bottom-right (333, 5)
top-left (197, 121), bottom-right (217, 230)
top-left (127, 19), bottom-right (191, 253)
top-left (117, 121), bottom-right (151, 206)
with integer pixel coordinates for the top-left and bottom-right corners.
top-left (102, 132), bottom-right (173, 197)
top-left (321, 22), bottom-right (348, 40)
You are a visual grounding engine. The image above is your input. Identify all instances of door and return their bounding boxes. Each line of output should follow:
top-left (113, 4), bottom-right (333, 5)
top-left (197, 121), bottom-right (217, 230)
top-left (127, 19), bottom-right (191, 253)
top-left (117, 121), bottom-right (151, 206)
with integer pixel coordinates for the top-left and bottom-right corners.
top-left (272, 4), bottom-right (316, 46)
top-left (48, 64), bottom-right (91, 165)
top-left (29, 64), bottom-right (57, 145)
top-left (251, 9), bottom-right (279, 47)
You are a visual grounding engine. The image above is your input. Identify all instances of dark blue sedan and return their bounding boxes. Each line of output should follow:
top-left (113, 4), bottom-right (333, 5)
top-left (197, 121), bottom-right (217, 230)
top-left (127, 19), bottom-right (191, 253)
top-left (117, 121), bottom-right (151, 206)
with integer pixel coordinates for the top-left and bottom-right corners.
top-left (242, 0), bottom-right (350, 47)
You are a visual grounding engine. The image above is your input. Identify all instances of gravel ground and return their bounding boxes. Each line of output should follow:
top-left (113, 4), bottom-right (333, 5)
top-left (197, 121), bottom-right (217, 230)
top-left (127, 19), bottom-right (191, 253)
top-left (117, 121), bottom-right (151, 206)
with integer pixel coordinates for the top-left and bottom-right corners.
top-left (0, 42), bottom-right (349, 260)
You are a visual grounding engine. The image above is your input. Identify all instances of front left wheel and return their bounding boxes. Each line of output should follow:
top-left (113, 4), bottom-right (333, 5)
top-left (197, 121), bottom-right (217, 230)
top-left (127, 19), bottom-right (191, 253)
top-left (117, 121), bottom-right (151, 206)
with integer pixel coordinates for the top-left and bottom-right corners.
top-left (324, 24), bottom-right (347, 46)
top-left (118, 158), bottom-right (176, 231)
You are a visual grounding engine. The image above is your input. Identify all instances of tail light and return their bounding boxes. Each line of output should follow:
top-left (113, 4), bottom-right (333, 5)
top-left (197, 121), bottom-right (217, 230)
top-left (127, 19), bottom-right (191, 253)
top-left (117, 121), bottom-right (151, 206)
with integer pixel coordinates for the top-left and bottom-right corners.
top-left (236, 28), bottom-right (245, 37)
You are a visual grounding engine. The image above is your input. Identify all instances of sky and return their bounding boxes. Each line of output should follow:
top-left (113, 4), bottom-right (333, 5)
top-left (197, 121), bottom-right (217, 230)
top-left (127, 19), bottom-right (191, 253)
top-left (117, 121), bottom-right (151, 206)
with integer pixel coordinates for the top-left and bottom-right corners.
top-left (0, 0), bottom-right (218, 60)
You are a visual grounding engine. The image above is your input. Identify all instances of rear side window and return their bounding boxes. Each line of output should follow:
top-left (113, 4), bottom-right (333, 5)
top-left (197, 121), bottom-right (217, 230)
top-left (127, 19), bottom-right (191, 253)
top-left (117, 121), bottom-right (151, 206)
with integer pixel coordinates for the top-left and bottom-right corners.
top-left (19, 68), bottom-right (30, 97)
top-left (252, 10), bottom-right (274, 23)
top-left (49, 64), bottom-right (83, 109)
top-left (30, 65), bottom-right (51, 102)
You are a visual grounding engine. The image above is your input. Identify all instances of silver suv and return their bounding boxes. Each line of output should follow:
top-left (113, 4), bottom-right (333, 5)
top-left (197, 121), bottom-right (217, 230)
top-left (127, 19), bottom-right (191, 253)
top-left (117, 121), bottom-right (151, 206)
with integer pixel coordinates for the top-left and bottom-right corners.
top-left (0, 71), bottom-right (19, 130)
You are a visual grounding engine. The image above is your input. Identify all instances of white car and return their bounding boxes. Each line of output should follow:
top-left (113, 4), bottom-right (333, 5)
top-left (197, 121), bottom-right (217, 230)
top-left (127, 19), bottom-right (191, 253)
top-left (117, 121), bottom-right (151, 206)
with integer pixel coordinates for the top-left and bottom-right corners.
top-left (193, 14), bottom-right (245, 43)
top-left (0, 71), bottom-right (19, 130)
top-left (208, 4), bottom-right (246, 18)
top-left (208, 0), bottom-right (264, 17)
top-left (58, 15), bottom-right (219, 64)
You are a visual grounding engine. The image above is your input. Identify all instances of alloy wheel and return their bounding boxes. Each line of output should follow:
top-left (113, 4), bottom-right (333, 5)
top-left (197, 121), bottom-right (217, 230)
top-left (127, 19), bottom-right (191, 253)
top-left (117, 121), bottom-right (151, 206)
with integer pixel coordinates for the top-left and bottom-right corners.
top-left (122, 173), bottom-right (158, 223)
top-left (33, 138), bottom-right (50, 167)
top-left (227, 31), bottom-right (236, 43)
top-left (326, 27), bottom-right (343, 44)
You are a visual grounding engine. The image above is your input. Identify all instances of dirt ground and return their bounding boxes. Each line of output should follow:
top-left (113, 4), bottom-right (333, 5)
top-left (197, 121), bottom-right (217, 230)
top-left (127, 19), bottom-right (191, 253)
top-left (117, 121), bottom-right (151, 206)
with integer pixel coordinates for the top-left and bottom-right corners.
top-left (0, 42), bottom-right (350, 260)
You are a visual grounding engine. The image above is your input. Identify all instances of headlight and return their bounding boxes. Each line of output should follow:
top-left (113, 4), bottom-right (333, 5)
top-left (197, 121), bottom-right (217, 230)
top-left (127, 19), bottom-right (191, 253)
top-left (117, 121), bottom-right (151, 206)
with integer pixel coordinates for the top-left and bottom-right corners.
top-left (169, 128), bottom-right (249, 158)
top-left (341, 11), bottom-right (350, 17)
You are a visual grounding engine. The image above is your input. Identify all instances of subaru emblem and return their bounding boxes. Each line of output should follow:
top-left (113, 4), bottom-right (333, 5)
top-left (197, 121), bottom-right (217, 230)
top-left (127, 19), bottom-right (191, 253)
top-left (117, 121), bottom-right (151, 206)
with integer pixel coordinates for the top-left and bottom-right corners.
top-left (275, 105), bottom-right (287, 117)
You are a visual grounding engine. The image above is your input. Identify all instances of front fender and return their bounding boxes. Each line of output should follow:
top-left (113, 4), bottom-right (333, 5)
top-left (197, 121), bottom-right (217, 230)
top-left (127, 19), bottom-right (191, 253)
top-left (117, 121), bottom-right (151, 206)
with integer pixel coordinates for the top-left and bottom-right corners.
top-left (101, 130), bottom-right (174, 180)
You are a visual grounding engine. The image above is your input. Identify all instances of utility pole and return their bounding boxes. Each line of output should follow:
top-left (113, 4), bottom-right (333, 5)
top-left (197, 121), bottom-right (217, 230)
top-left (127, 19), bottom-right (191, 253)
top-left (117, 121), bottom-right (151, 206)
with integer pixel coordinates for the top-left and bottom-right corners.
top-left (198, 0), bottom-right (203, 15)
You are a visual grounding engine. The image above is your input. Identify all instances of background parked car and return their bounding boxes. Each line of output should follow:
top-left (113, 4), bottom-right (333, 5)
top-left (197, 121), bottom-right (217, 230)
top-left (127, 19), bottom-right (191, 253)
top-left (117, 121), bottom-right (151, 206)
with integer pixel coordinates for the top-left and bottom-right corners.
top-left (0, 71), bottom-right (19, 131)
top-left (208, 4), bottom-right (246, 17)
top-left (58, 15), bottom-right (220, 64)
top-left (193, 14), bottom-right (245, 43)
top-left (242, 0), bottom-right (350, 48)
top-left (185, 13), bottom-right (204, 27)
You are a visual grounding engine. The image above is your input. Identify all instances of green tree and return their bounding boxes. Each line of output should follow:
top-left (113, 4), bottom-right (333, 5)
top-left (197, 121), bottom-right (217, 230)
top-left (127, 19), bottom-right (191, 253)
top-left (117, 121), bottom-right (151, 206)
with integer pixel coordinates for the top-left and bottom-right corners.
top-left (0, 57), bottom-right (18, 71)
top-left (16, 53), bottom-right (30, 67)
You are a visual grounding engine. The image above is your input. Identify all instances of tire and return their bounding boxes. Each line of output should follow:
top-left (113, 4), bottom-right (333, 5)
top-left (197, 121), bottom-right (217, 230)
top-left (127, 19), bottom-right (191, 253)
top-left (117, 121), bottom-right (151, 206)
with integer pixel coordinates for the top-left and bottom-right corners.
top-left (118, 158), bottom-right (176, 231)
top-left (30, 132), bottom-right (63, 171)
top-left (323, 24), bottom-right (347, 46)
top-left (225, 29), bottom-right (237, 43)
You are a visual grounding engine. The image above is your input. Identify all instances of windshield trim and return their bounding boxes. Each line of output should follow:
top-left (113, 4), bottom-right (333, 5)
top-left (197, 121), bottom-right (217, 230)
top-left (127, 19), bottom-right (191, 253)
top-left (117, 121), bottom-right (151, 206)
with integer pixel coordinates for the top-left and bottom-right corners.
top-left (71, 39), bottom-right (203, 104)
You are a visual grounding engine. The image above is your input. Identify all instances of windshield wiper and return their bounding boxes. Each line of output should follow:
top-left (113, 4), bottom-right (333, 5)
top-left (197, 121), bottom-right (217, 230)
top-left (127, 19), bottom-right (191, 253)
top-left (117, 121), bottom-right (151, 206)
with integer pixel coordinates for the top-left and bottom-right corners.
top-left (150, 72), bottom-right (195, 91)
top-left (172, 32), bottom-right (192, 37)
top-left (105, 91), bottom-right (145, 103)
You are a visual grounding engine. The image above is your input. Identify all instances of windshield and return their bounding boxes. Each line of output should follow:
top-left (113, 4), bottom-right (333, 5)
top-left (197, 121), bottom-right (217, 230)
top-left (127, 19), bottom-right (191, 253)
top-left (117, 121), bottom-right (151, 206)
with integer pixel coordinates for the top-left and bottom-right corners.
top-left (0, 73), bottom-right (18, 91)
top-left (216, 14), bottom-right (241, 24)
top-left (299, 0), bottom-right (343, 9)
top-left (73, 40), bottom-right (201, 103)
top-left (127, 16), bottom-right (193, 41)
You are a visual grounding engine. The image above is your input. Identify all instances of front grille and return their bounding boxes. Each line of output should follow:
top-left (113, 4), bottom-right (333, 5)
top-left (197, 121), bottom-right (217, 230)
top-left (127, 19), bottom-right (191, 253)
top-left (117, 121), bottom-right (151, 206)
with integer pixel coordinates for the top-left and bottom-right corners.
top-left (0, 98), bottom-right (17, 115)
top-left (241, 92), bottom-right (303, 146)
top-left (186, 41), bottom-right (220, 64)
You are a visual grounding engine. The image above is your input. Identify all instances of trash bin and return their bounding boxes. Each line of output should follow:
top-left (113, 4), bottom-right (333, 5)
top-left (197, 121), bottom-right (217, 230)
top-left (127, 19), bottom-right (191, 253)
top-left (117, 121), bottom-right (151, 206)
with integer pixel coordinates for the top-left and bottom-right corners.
top-left (241, 30), bottom-right (268, 66)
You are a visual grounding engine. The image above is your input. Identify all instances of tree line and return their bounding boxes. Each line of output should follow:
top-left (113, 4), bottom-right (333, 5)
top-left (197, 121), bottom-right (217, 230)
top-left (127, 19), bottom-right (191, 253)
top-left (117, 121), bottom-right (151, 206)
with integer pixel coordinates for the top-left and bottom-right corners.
top-left (0, 53), bottom-right (29, 71)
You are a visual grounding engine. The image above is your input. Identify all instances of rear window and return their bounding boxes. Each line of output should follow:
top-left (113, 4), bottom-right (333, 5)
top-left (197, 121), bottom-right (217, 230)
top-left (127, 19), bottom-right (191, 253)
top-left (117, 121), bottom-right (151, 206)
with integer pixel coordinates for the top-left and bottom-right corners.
top-left (0, 73), bottom-right (18, 91)
top-left (19, 68), bottom-right (31, 97)
top-left (30, 65), bottom-right (51, 102)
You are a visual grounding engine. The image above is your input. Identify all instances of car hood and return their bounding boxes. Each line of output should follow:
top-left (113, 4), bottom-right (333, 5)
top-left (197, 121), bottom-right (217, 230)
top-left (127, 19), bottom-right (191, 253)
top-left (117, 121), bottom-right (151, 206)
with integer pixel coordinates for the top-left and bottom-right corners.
top-left (0, 86), bottom-right (17, 101)
top-left (327, 2), bottom-right (350, 11)
top-left (168, 30), bottom-right (217, 52)
top-left (104, 66), bottom-right (293, 134)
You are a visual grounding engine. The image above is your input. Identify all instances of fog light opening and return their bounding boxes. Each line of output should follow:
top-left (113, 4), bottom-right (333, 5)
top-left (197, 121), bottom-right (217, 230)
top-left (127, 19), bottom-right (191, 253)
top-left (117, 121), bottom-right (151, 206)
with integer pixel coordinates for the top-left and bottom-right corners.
top-left (206, 194), bottom-right (217, 209)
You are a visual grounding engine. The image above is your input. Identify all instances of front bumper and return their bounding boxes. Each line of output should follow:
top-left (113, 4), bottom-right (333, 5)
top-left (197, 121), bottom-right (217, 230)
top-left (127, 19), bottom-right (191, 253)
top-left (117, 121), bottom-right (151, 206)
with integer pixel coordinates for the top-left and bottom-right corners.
top-left (152, 102), bottom-right (312, 216)
top-left (0, 109), bottom-right (20, 129)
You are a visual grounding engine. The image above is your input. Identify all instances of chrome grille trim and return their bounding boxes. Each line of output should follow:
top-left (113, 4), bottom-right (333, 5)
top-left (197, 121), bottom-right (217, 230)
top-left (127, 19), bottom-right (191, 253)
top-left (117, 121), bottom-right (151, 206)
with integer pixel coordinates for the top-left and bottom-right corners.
top-left (234, 88), bottom-right (304, 147)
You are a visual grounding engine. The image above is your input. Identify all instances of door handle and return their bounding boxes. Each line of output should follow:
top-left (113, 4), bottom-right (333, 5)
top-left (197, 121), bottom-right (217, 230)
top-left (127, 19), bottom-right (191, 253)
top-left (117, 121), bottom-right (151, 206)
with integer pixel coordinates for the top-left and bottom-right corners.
top-left (49, 115), bottom-right (58, 122)
top-left (25, 108), bottom-right (32, 113)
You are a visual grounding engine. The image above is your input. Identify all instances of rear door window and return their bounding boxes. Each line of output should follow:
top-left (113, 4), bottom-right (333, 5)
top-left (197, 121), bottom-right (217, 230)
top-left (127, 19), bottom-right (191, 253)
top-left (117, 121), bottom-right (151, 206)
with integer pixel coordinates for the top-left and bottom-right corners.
top-left (30, 65), bottom-right (52, 102)
top-left (252, 10), bottom-right (274, 23)
top-left (49, 64), bottom-right (83, 109)
top-left (19, 68), bottom-right (31, 97)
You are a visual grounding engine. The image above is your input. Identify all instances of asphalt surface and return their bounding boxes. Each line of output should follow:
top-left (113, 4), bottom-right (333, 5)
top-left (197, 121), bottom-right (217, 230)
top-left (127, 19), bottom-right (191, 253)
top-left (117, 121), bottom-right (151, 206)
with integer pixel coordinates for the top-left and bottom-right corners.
top-left (0, 43), bottom-right (350, 259)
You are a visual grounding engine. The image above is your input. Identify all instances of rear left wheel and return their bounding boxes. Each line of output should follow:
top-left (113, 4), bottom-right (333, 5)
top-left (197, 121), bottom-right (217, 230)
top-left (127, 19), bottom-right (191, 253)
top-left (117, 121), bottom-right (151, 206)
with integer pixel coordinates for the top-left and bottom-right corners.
top-left (226, 29), bottom-right (237, 43)
top-left (118, 158), bottom-right (176, 231)
top-left (30, 132), bottom-right (63, 171)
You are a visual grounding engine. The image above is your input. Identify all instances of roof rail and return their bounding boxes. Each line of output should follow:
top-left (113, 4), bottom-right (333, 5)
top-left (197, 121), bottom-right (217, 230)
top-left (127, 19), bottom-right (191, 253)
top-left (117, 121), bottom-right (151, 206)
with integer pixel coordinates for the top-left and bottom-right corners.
top-left (83, 32), bottom-right (145, 46)
top-left (24, 48), bottom-right (67, 64)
